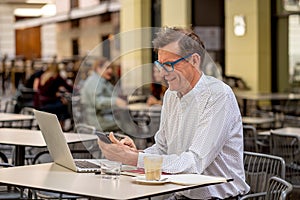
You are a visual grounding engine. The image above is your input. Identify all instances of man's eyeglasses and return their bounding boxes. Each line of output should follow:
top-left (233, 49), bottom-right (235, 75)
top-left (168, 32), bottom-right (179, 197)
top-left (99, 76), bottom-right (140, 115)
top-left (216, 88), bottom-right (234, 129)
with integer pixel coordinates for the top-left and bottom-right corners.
top-left (154, 54), bottom-right (193, 72)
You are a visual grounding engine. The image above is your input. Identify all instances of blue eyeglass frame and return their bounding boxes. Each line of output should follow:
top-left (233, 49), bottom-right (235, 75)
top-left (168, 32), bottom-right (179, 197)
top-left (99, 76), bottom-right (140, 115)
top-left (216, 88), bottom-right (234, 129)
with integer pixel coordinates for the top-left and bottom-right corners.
top-left (154, 53), bottom-right (193, 72)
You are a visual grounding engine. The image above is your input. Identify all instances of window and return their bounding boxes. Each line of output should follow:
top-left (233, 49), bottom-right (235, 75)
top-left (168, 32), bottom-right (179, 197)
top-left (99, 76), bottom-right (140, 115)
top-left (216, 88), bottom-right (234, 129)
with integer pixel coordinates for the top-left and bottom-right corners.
top-left (100, 12), bottom-right (111, 23)
top-left (72, 39), bottom-right (79, 56)
top-left (99, 0), bottom-right (110, 3)
top-left (71, 19), bottom-right (80, 28)
top-left (102, 35), bottom-right (110, 60)
top-left (70, 0), bottom-right (79, 9)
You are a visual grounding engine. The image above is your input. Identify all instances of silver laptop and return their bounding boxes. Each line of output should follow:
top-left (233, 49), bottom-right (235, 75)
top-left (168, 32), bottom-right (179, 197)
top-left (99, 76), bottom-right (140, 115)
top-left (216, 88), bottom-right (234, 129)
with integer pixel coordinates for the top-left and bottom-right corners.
top-left (33, 109), bottom-right (100, 173)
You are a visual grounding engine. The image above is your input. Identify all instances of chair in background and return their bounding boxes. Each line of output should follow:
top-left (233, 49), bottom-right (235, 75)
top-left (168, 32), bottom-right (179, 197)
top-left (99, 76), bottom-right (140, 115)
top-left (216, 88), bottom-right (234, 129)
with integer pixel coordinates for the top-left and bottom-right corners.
top-left (0, 153), bottom-right (24, 199)
top-left (72, 123), bottom-right (99, 159)
top-left (113, 108), bottom-right (160, 149)
top-left (19, 107), bottom-right (38, 130)
top-left (14, 85), bottom-right (36, 113)
top-left (240, 176), bottom-right (293, 200)
top-left (243, 125), bottom-right (269, 153)
top-left (270, 132), bottom-right (300, 193)
top-left (3, 99), bottom-right (17, 114)
top-left (0, 99), bottom-right (18, 161)
top-left (0, 144), bottom-right (13, 165)
top-left (243, 125), bottom-right (258, 152)
top-left (32, 190), bottom-right (81, 200)
top-left (9, 107), bottom-right (39, 165)
top-left (243, 151), bottom-right (286, 196)
top-left (0, 152), bottom-right (8, 165)
top-left (0, 99), bottom-right (17, 128)
top-left (0, 99), bottom-right (5, 113)
top-left (281, 99), bottom-right (300, 127)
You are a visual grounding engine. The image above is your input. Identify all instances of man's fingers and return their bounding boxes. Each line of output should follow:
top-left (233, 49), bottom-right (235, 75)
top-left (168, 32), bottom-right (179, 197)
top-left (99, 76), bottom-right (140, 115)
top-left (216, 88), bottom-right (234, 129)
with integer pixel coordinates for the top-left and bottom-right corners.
top-left (108, 132), bottom-right (119, 144)
top-left (120, 137), bottom-right (137, 150)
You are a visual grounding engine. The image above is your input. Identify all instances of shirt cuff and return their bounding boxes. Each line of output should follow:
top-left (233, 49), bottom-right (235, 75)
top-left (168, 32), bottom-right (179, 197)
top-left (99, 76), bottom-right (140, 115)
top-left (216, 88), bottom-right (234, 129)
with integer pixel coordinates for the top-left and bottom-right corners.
top-left (137, 152), bottom-right (154, 168)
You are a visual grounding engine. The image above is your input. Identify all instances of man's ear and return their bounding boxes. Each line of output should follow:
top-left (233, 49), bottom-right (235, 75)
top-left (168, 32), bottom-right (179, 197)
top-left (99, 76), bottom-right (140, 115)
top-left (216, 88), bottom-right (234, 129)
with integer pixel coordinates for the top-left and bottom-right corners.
top-left (191, 53), bottom-right (201, 69)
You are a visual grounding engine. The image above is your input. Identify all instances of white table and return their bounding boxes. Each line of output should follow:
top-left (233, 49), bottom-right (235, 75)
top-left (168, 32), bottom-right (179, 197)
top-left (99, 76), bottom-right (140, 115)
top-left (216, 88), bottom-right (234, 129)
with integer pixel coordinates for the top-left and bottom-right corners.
top-left (235, 92), bottom-right (300, 101)
top-left (0, 113), bottom-right (34, 122)
top-left (127, 103), bottom-right (162, 113)
top-left (259, 127), bottom-right (300, 137)
top-left (242, 116), bottom-right (275, 126)
top-left (0, 163), bottom-right (229, 199)
top-left (0, 128), bottom-right (97, 166)
top-left (235, 92), bottom-right (300, 116)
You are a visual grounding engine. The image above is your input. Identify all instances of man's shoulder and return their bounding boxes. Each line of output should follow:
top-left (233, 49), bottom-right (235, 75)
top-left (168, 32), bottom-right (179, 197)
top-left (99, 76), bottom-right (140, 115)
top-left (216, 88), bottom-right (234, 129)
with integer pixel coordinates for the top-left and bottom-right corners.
top-left (200, 75), bottom-right (232, 93)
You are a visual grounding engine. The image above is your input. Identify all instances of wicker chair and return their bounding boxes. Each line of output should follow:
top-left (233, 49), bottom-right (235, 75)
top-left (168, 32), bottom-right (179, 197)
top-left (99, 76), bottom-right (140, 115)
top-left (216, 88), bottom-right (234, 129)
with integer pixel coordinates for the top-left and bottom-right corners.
top-left (270, 131), bottom-right (300, 189)
top-left (243, 151), bottom-right (286, 196)
top-left (240, 176), bottom-right (293, 200)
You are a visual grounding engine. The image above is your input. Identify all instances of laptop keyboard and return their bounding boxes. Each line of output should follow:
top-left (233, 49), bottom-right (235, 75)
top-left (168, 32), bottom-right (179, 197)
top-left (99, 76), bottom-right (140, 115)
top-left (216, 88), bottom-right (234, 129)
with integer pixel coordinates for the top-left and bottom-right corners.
top-left (75, 160), bottom-right (100, 169)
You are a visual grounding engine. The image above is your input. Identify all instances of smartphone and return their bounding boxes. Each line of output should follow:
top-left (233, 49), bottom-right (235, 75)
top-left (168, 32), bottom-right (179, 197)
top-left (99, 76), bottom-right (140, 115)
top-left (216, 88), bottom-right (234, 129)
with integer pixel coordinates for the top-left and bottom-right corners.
top-left (95, 131), bottom-right (112, 144)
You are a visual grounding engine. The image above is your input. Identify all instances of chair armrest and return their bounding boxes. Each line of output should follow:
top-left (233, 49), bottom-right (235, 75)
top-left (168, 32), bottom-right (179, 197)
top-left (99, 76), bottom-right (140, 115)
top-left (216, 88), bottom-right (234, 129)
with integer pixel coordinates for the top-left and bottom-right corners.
top-left (0, 151), bottom-right (9, 163)
top-left (0, 163), bottom-right (14, 168)
top-left (32, 150), bottom-right (50, 164)
top-left (240, 192), bottom-right (266, 200)
top-left (256, 140), bottom-right (269, 147)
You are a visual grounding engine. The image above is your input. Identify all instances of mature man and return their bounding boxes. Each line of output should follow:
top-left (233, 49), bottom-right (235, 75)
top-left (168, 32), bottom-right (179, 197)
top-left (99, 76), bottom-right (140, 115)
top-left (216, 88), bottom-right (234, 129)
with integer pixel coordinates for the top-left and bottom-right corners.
top-left (98, 27), bottom-right (249, 199)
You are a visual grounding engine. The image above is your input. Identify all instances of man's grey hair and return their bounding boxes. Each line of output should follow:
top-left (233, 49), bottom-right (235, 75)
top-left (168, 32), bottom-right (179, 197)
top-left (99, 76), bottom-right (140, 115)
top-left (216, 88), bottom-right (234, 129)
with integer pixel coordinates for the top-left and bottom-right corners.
top-left (152, 27), bottom-right (206, 65)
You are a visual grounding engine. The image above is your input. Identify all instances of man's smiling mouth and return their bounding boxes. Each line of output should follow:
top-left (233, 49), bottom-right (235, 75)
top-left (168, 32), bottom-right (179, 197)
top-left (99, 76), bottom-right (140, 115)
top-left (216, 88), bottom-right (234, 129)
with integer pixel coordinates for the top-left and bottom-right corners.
top-left (166, 77), bottom-right (176, 83)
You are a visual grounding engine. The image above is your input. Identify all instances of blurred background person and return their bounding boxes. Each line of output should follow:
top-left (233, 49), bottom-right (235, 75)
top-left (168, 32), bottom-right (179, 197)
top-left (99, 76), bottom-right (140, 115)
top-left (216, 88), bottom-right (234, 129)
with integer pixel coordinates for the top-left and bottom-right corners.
top-left (33, 63), bottom-right (73, 128)
top-left (146, 66), bottom-right (168, 106)
top-left (80, 57), bottom-right (127, 132)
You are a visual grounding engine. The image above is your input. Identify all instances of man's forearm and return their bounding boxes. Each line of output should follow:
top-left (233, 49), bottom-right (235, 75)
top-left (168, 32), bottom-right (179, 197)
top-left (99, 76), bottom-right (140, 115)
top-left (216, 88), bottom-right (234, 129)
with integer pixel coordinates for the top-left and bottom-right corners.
top-left (122, 150), bottom-right (139, 166)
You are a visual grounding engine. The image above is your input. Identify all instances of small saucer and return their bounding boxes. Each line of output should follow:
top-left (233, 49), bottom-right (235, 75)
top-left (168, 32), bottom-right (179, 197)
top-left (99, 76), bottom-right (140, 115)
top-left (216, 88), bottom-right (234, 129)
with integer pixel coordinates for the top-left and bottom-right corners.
top-left (132, 176), bottom-right (169, 185)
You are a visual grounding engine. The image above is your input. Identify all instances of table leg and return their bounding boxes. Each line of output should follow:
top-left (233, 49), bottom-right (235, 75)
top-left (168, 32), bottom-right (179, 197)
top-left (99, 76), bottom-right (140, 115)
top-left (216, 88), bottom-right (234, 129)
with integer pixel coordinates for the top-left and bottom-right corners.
top-left (15, 145), bottom-right (25, 166)
top-left (243, 99), bottom-right (247, 116)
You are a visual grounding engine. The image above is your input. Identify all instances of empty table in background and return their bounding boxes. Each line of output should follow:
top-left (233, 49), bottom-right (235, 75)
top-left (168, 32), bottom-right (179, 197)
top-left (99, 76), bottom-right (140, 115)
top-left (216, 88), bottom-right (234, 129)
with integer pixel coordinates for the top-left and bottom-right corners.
top-left (259, 127), bottom-right (300, 137)
top-left (0, 128), bottom-right (97, 166)
top-left (242, 116), bottom-right (275, 126)
top-left (235, 92), bottom-right (300, 116)
top-left (0, 113), bottom-right (34, 122)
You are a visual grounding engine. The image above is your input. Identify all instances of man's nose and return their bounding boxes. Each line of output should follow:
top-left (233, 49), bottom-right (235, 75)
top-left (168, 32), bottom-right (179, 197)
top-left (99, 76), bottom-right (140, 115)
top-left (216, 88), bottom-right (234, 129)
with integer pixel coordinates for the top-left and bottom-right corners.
top-left (159, 68), bottom-right (169, 77)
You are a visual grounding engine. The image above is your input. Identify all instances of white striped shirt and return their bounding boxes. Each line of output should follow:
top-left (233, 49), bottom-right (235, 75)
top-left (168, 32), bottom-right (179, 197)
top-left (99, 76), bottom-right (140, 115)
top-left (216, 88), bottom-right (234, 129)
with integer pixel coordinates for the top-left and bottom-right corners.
top-left (137, 74), bottom-right (250, 199)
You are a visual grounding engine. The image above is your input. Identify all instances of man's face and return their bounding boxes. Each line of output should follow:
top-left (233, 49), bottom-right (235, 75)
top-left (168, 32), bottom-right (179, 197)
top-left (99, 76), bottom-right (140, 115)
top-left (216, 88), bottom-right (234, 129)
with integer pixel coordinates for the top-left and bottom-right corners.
top-left (157, 42), bottom-right (195, 94)
top-left (98, 66), bottom-right (113, 81)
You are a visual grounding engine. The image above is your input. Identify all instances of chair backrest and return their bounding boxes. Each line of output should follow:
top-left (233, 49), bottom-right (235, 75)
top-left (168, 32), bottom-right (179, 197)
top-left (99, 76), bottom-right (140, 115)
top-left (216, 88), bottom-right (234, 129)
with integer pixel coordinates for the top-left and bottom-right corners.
top-left (243, 125), bottom-right (258, 152)
top-left (270, 131), bottom-right (300, 185)
top-left (244, 151), bottom-right (286, 194)
top-left (0, 99), bottom-right (18, 128)
top-left (72, 123), bottom-right (99, 159)
top-left (0, 151), bottom-right (8, 163)
top-left (113, 108), bottom-right (160, 139)
top-left (265, 176), bottom-right (293, 200)
top-left (0, 160), bottom-right (22, 199)
top-left (20, 107), bottom-right (38, 129)
top-left (270, 131), bottom-right (300, 164)
top-left (3, 99), bottom-right (17, 113)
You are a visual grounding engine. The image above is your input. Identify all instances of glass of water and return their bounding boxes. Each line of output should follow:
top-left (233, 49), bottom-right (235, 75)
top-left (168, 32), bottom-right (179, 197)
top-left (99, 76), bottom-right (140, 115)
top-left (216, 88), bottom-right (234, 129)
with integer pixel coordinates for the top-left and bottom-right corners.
top-left (100, 160), bottom-right (122, 179)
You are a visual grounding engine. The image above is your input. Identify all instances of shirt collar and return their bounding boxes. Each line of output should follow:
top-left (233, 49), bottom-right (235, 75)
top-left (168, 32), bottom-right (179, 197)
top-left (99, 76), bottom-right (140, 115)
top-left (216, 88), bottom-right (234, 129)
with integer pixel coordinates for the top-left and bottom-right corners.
top-left (175, 74), bottom-right (206, 102)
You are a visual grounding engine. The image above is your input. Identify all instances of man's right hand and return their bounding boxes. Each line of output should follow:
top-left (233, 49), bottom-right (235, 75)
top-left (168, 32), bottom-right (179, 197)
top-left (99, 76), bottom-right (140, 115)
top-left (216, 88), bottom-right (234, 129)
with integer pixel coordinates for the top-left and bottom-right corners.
top-left (108, 132), bottom-right (137, 151)
top-left (98, 132), bottom-right (139, 166)
top-left (116, 97), bottom-right (127, 108)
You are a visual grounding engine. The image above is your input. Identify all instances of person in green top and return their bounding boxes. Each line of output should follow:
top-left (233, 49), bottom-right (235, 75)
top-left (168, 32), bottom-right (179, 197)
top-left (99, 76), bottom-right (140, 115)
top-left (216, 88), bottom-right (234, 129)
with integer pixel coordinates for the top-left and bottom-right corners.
top-left (80, 57), bottom-right (127, 132)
